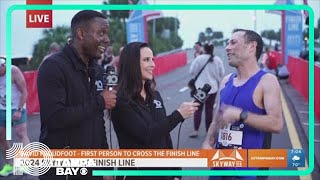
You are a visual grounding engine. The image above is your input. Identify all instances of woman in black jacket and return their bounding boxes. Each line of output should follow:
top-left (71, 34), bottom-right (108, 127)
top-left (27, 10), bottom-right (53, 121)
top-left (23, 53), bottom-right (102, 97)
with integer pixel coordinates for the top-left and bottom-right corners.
top-left (111, 42), bottom-right (199, 180)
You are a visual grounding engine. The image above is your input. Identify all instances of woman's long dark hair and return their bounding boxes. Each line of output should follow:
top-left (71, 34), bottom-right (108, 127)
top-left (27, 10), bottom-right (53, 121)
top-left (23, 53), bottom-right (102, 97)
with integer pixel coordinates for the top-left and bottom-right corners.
top-left (204, 43), bottom-right (214, 62)
top-left (117, 42), bottom-right (156, 102)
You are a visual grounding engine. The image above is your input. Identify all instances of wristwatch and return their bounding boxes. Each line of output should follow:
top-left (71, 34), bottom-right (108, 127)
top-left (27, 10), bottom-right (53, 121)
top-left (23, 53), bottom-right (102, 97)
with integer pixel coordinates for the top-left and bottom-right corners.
top-left (239, 110), bottom-right (248, 123)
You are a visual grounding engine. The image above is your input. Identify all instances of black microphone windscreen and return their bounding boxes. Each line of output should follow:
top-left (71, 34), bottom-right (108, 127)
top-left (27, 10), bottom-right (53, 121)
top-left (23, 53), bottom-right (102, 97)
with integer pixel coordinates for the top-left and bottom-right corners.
top-left (106, 65), bottom-right (115, 72)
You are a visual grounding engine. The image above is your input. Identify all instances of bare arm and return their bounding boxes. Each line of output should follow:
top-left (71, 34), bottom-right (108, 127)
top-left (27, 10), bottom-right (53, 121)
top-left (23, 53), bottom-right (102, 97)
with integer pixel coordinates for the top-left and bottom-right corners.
top-left (203, 120), bottom-right (219, 149)
top-left (12, 66), bottom-right (27, 109)
top-left (243, 74), bottom-right (283, 133)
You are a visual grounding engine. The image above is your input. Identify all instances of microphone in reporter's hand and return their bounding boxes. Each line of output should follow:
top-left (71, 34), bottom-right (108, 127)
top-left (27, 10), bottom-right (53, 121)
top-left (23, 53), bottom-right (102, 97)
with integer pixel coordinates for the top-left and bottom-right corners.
top-left (103, 65), bottom-right (118, 90)
top-left (193, 84), bottom-right (211, 103)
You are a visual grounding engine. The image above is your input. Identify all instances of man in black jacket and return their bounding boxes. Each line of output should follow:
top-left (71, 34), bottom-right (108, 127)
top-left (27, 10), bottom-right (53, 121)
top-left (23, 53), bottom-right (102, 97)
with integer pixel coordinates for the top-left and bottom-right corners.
top-left (37, 10), bottom-right (116, 180)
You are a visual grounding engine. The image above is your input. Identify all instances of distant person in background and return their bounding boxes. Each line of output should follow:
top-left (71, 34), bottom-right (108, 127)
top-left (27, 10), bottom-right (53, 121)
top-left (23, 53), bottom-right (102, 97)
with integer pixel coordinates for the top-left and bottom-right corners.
top-left (265, 49), bottom-right (279, 75)
top-left (299, 49), bottom-right (319, 62)
top-left (315, 51), bottom-right (320, 66)
top-left (299, 43), bottom-right (309, 61)
top-left (101, 46), bottom-right (115, 69)
top-left (0, 58), bottom-right (30, 177)
top-left (110, 46), bottom-right (124, 73)
top-left (39, 42), bottom-right (61, 69)
top-left (274, 43), bottom-right (279, 51)
top-left (316, 51), bottom-right (320, 62)
top-left (313, 50), bottom-right (319, 62)
top-left (189, 43), bottom-right (225, 138)
top-left (97, 50), bottom-right (105, 67)
top-left (43, 42), bottom-right (61, 61)
top-left (260, 46), bottom-right (270, 71)
top-left (194, 41), bottom-right (203, 58)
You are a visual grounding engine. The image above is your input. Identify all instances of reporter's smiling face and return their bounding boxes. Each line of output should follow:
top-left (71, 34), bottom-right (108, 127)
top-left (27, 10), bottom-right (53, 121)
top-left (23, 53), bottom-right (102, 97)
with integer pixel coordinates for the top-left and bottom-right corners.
top-left (82, 17), bottom-right (110, 60)
top-left (140, 47), bottom-right (155, 82)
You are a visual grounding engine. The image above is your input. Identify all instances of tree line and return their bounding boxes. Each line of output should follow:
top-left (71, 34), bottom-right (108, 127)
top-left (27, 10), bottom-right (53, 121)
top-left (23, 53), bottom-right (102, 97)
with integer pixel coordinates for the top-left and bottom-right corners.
top-left (196, 17), bottom-right (320, 49)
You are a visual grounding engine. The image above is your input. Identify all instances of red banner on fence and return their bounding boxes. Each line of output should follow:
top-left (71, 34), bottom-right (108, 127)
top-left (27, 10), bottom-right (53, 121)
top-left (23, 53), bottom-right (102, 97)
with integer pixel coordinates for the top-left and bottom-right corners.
top-left (153, 51), bottom-right (187, 76)
top-left (287, 56), bottom-right (320, 121)
top-left (23, 71), bottom-right (40, 115)
top-left (287, 56), bottom-right (309, 102)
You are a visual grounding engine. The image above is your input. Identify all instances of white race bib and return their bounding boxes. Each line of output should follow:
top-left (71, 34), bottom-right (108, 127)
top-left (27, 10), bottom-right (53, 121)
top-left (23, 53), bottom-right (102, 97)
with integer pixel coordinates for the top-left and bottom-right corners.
top-left (218, 128), bottom-right (243, 147)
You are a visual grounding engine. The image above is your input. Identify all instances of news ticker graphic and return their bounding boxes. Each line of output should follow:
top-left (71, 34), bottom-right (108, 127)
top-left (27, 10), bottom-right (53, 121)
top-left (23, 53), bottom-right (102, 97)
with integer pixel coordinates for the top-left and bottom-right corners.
top-left (26, 0), bottom-right (52, 28)
top-left (7, 143), bottom-right (306, 176)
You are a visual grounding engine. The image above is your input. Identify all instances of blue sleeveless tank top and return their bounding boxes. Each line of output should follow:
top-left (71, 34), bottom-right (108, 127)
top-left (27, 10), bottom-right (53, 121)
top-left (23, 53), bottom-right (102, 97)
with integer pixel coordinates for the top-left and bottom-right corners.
top-left (216, 70), bottom-right (267, 149)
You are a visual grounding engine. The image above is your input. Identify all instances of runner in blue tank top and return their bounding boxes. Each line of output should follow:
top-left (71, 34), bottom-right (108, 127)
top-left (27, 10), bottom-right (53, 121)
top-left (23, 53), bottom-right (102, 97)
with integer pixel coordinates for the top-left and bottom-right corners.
top-left (203, 29), bottom-right (284, 180)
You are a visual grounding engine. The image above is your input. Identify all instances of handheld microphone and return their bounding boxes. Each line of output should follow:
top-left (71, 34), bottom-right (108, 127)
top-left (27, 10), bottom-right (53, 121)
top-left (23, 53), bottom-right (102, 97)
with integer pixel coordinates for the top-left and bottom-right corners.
top-left (102, 66), bottom-right (118, 150)
top-left (103, 65), bottom-right (118, 90)
top-left (176, 84), bottom-right (211, 148)
top-left (193, 84), bottom-right (211, 103)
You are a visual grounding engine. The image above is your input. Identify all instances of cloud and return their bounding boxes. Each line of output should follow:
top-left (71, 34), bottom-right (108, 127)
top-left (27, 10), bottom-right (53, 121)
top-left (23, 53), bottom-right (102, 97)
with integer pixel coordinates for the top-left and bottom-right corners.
top-left (292, 155), bottom-right (300, 161)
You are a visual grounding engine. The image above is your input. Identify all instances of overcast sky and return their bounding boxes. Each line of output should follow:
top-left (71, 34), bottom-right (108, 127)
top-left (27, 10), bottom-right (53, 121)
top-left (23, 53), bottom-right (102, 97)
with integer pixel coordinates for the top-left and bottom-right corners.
top-left (0, 0), bottom-right (319, 57)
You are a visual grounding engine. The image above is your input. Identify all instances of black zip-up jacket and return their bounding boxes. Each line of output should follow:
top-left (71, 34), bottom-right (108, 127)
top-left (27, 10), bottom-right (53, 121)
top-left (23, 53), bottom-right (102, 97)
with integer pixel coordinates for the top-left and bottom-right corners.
top-left (38, 44), bottom-right (107, 149)
top-left (37, 44), bottom-right (108, 180)
top-left (111, 90), bottom-right (183, 180)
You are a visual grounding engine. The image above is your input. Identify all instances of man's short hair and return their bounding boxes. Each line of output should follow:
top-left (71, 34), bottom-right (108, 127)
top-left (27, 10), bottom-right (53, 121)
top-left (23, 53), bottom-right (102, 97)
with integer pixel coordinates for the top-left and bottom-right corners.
top-left (71, 10), bottom-right (107, 38)
top-left (49, 42), bottom-right (60, 51)
top-left (233, 28), bottom-right (264, 61)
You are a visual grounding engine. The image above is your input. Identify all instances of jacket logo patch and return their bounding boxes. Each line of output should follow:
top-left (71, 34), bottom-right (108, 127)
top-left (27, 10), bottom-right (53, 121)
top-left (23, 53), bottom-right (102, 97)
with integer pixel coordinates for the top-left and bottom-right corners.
top-left (95, 80), bottom-right (103, 91)
top-left (153, 100), bottom-right (162, 109)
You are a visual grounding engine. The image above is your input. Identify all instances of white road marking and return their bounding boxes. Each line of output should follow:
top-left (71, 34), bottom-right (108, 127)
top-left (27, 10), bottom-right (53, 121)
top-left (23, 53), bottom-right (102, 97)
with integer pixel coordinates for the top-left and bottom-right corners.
top-left (179, 86), bottom-right (189, 92)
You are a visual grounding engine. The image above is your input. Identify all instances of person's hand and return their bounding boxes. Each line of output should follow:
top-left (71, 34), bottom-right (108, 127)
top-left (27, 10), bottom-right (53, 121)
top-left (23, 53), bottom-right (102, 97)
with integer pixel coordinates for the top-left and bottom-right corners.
top-left (202, 140), bottom-right (213, 149)
top-left (100, 89), bottom-right (117, 109)
top-left (174, 177), bottom-right (180, 180)
top-left (12, 110), bottom-right (21, 121)
top-left (177, 101), bottom-right (200, 119)
top-left (219, 104), bottom-right (242, 125)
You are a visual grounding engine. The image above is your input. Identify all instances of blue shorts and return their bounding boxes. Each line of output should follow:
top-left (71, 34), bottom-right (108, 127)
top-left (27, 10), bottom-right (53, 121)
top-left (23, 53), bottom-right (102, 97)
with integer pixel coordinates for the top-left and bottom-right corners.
top-left (0, 109), bottom-right (27, 127)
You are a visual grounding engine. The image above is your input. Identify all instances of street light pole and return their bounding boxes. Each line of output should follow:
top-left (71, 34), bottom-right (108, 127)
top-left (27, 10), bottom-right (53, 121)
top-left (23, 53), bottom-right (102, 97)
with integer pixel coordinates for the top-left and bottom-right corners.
top-left (254, 10), bottom-right (257, 32)
top-left (152, 0), bottom-right (156, 38)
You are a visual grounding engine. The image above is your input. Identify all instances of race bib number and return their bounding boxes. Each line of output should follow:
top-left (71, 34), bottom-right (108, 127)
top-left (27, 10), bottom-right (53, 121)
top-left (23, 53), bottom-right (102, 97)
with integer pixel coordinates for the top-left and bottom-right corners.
top-left (218, 128), bottom-right (243, 147)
